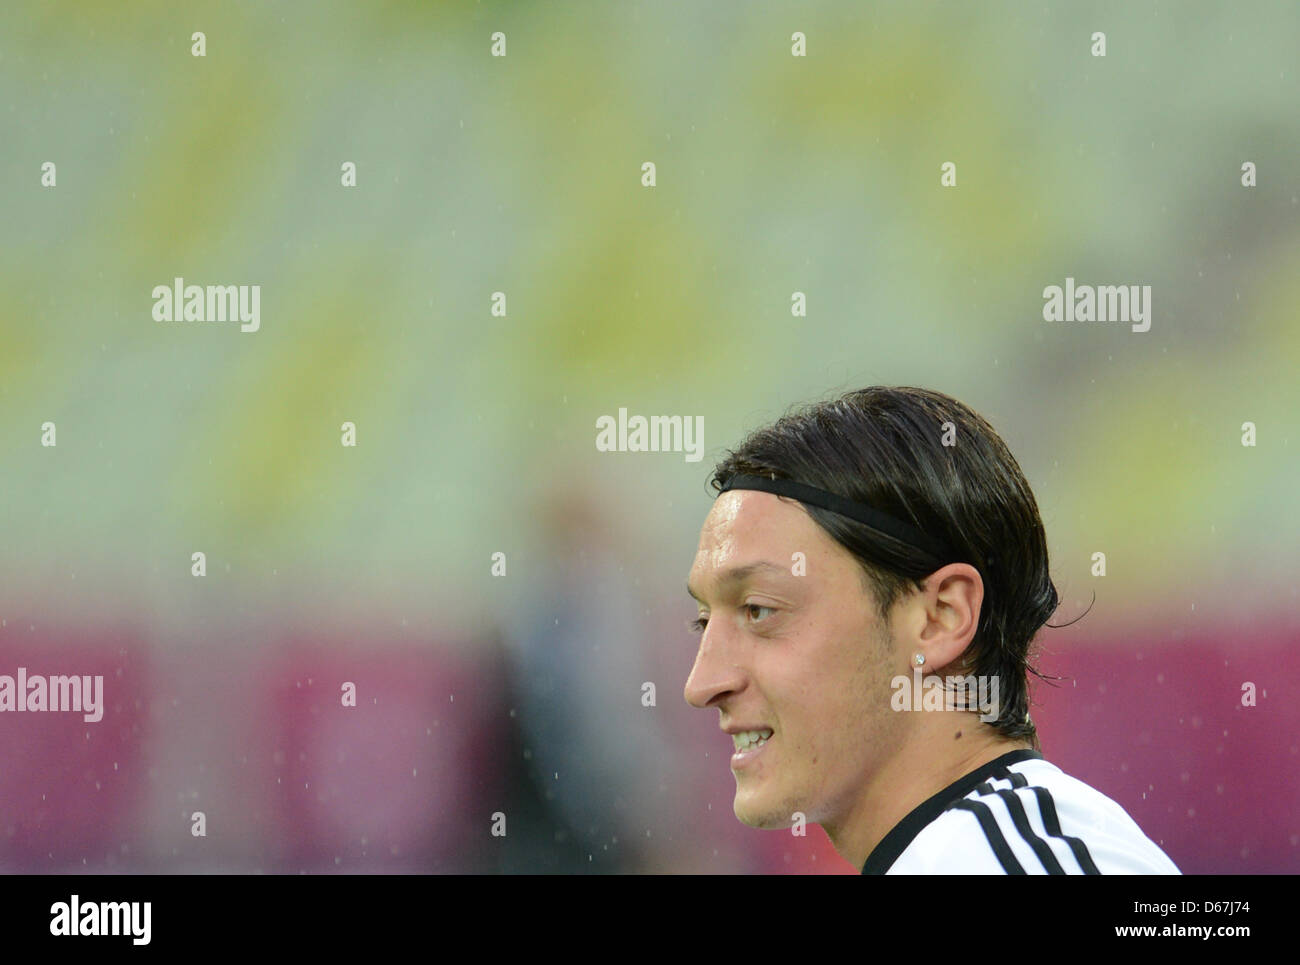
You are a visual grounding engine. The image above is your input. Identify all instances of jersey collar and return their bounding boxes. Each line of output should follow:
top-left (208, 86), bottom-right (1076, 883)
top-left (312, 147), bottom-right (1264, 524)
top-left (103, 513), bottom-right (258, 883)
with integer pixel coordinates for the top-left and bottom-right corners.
top-left (861, 748), bottom-right (1044, 874)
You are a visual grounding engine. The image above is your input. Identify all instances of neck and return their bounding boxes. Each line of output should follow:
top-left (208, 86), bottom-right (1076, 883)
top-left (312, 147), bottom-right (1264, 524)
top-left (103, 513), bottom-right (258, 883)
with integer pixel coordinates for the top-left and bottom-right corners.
top-left (822, 728), bottom-right (1034, 870)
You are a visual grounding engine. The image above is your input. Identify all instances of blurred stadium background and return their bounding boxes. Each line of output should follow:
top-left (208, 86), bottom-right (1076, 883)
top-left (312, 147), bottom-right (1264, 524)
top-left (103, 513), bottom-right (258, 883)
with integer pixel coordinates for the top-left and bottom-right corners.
top-left (2, 1), bottom-right (1297, 872)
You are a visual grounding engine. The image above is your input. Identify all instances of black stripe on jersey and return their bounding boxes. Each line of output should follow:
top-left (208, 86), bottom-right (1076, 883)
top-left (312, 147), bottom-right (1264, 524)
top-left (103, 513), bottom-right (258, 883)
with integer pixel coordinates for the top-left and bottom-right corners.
top-left (950, 800), bottom-right (1026, 874)
top-left (989, 762), bottom-right (1101, 874)
top-left (991, 765), bottom-right (1028, 789)
top-left (983, 766), bottom-right (1070, 874)
top-left (1029, 786), bottom-right (1102, 875)
top-left (972, 769), bottom-right (1022, 798)
top-left (988, 789), bottom-right (1067, 874)
top-left (962, 771), bottom-right (1066, 874)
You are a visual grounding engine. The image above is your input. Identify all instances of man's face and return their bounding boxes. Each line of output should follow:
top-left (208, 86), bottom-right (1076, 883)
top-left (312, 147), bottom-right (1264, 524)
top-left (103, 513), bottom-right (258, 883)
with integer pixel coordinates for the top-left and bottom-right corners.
top-left (685, 489), bottom-right (907, 830)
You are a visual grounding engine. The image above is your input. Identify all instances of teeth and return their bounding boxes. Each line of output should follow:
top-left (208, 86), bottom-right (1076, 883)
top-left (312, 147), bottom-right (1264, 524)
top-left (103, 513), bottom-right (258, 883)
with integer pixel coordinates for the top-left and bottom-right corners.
top-left (733, 728), bottom-right (774, 751)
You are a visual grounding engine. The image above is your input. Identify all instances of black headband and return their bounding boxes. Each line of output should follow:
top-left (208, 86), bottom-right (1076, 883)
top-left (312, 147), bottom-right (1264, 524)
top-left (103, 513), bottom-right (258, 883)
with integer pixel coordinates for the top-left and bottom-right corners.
top-left (717, 473), bottom-right (961, 565)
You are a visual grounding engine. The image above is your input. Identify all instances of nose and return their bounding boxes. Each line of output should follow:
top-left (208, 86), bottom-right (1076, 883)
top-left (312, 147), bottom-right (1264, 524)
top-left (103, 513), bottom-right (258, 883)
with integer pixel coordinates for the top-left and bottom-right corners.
top-left (683, 622), bottom-right (746, 709)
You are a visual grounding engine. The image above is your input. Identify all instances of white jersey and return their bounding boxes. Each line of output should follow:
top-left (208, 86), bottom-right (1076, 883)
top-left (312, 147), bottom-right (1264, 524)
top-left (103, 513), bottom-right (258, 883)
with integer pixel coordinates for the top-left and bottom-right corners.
top-left (862, 749), bottom-right (1181, 875)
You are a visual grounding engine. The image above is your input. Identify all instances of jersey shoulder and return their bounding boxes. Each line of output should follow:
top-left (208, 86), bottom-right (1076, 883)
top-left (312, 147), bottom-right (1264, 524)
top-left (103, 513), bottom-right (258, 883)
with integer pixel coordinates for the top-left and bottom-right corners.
top-left (887, 758), bottom-right (1182, 875)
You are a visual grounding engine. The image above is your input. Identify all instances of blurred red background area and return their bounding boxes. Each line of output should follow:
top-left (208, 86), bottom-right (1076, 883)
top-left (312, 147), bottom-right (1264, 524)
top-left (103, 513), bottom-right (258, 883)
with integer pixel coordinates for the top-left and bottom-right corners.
top-left (0, 622), bottom-right (150, 869)
top-left (1031, 620), bottom-right (1300, 874)
top-left (1, 616), bottom-right (1294, 873)
top-left (258, 636), bottom-right (510, 872)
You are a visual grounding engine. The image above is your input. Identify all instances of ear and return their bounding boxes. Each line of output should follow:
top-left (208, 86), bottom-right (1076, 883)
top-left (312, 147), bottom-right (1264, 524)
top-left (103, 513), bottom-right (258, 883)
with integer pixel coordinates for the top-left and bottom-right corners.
top-left (910, 563), bottom-right (983, 673)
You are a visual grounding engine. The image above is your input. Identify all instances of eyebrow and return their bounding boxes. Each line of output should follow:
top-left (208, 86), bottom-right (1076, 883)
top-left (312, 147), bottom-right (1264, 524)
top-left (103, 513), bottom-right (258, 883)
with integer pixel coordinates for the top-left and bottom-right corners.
top-left (687, 561), bottom-right (790, 603)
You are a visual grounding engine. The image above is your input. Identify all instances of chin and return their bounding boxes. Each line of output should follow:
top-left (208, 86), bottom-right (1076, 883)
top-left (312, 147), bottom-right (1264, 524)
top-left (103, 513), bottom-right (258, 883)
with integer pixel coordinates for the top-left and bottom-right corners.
top-left (733, 790), bottom-right (797, 830)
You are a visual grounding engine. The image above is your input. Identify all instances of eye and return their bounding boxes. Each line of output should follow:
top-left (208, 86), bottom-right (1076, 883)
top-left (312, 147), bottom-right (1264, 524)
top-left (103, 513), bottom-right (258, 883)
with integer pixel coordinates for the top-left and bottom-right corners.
top-left (688, 605), bottom-right (776, 635)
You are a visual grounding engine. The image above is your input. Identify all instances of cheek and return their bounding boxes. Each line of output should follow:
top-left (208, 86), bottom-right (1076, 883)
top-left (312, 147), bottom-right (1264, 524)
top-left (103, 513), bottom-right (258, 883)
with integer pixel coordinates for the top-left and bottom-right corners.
top-left (770, 614), bottom-right (889, 737)
top-left (822, 633), bottom-right (894, 739)
top-left (786, 650), bottom-right (869, 746)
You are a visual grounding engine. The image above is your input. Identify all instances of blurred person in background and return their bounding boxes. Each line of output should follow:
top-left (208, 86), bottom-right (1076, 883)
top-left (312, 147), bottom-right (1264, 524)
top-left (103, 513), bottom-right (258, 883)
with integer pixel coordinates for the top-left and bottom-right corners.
top-left (504, 478), bottom-right (724, 871)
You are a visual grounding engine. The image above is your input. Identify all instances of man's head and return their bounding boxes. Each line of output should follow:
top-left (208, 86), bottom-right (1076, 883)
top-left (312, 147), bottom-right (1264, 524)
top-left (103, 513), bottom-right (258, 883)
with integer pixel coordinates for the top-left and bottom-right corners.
top-left (684, 386), bottom-right (1059, 830)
